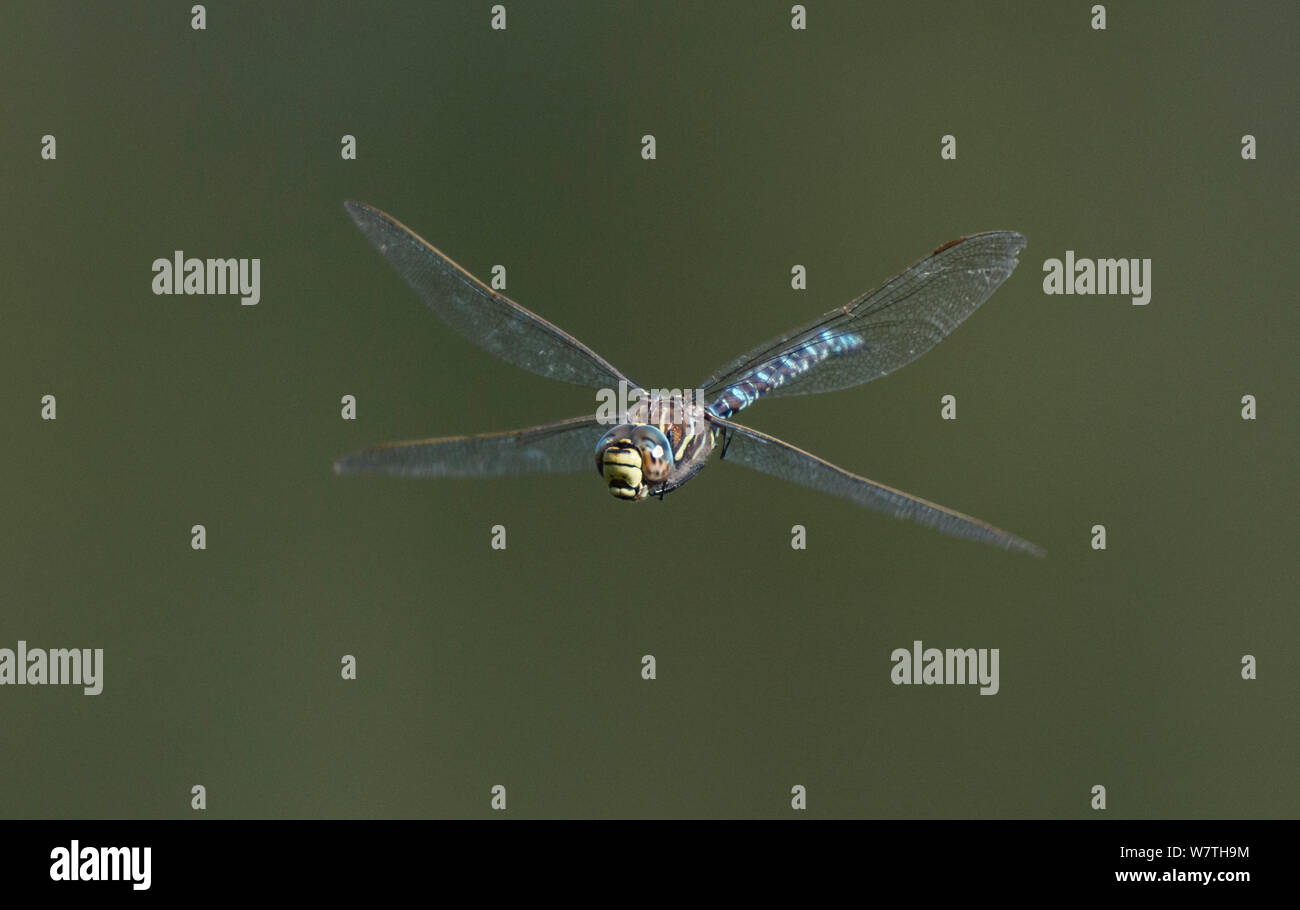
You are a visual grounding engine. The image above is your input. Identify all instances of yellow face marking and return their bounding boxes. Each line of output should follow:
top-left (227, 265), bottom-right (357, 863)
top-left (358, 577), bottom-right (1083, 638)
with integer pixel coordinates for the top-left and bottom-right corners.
top-left (604, 462), bottom-right (640, 481)
top-left (601, 446), bottom-right (642, 489)
top-left (603, 449), bottom-right (641, 468)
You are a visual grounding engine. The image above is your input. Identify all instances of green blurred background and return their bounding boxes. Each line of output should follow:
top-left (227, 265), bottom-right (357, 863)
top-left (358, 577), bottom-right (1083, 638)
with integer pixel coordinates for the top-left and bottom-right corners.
top-left (3, 1), bottom-right (1295, 817)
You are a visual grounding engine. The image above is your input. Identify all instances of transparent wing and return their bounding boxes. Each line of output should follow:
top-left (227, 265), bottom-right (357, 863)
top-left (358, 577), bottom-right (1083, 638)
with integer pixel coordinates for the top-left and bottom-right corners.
top-left (699, 232), bottom-right (1026, 403)
top-left (346, 201), bottom-right (634, 389)
top-left (708, 414), bottom-right (1044, 556)
top-left (334, 415), bottom-right (601, 478)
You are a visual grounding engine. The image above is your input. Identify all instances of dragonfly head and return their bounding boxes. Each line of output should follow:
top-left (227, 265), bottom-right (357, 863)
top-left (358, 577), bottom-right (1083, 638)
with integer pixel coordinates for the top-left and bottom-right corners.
top-left (595, 423), bottom-right (674, 501)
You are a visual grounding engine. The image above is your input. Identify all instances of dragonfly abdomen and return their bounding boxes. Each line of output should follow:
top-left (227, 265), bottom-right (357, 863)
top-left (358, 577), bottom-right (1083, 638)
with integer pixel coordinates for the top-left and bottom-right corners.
top-left (708, 329), bottom-right (866, 418)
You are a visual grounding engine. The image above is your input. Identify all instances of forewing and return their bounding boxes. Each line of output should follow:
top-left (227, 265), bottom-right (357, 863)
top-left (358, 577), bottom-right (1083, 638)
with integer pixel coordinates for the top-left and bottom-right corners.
top-left (700, 232), bottom-right (1026, 401)
top-left (708, 415), bottom-right (1044, 556)
top-left (346, 201), bottom-right (634, 389)
top-left (334, 415), bottom-right (601, 478)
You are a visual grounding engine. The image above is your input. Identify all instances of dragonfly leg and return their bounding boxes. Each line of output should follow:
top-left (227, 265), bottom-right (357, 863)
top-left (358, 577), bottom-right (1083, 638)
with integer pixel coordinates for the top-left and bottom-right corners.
top-left (719, 427), bottom-right (733, 460)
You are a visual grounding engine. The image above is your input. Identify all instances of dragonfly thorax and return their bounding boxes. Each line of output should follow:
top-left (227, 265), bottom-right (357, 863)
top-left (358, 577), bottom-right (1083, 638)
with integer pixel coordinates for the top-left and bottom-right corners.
top-left (594, 396), bottom-right (718, 502)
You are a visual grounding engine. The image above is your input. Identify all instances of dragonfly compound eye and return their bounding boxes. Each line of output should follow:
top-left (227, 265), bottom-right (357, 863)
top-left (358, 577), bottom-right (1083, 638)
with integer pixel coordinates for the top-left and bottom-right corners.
top-left (631, 425), bottom-right (674, 483)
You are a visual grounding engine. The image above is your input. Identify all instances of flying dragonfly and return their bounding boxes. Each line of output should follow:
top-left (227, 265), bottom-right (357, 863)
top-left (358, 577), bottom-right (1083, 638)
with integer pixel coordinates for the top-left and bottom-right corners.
top-left (335, 201), bottom-right (1043, 556)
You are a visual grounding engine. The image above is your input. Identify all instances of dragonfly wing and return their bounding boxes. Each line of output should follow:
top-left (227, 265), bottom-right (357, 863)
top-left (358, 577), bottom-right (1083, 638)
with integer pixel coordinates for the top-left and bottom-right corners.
top-left (334, 415), bottom-right (601, 478)
top-left (346, 201), bottom-right (634, 389)
top-left (708, 414), bottom-right (1044, 556)
top-left (700, 232), bottom-right (1026, 412)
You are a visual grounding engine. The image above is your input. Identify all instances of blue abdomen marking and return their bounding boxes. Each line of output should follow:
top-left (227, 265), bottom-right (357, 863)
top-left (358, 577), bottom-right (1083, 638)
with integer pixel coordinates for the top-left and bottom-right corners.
top-left (708, 330), bottom-right (866, 418)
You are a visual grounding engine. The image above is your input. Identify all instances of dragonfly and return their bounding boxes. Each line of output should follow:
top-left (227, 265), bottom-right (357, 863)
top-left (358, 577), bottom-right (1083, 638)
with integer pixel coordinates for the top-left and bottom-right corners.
top-left (335, 201), bottom-right (1043, 556)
